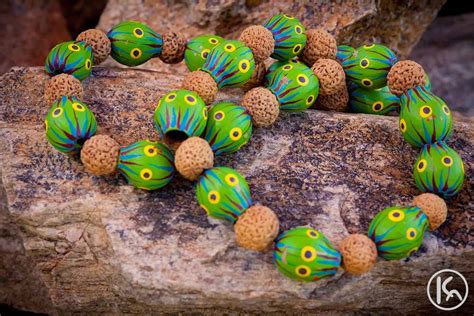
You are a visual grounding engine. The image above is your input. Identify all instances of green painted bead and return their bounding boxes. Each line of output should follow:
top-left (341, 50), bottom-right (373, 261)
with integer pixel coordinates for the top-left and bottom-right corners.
top-left (413, 141), bottom-right (465, 198)
top-left (45, 41), bottom-right (93, 81)
top-left (202, 40), bottom-right (255, 89)
top-left (203, 102), bottom-right (252, 155)
top-left (348, 82), bottom-right (399, 115)
top-left (45, 96), bottom-right (97, 154)
top-left (154, 89), bottom-right (208, 139)
top-left (399, 86), bottom-right (452, 147)
top-left (196, 167), bottom-right (252, 223)
top-left (368, 206), bottom-right (428, 260)
top-left (263, 14), bottom-right (307, 61)
top-left (274, 227), bottom-right (341, 282)
top-left (107, 20), bottom-right (163, 66)
top-left (342, 44), bottom-right (397, 89)
top-left (184, 34), bottom-right (224, 71)
top-left (336, 45), bottom-right (355, 63)
top-left (264, 60), bottom-right (319, 112)
top-left (117, 140), bottom-right (174, 190)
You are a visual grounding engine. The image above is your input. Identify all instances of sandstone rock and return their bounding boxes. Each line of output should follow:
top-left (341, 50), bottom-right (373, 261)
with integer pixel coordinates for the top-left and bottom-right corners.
top-left (0, 67), bottom-right (472, 314)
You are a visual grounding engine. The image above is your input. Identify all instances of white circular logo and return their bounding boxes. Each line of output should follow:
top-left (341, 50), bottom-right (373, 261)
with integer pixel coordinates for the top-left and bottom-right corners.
top-left (426, 269), bottom-right (469, 311)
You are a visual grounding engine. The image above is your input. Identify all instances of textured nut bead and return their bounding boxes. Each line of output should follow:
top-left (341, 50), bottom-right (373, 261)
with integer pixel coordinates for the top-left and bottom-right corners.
top-left (301, 28), bottom-right (337, 66)
top-left (234, 205), bottom-right (279, 251)
top-left (311, 58), bottom-right (346, 95)
top-left (77, 29), bottom-right (111, 65)
top-left (182, 70), bottom-right (218, 105)
top-left (413, 193), bottom-right (447, 230)
top-left (44, 73), bottom-right (84, 105)
top-left (313, 84), bottom-right (349, 112)
top-left (241, 61), bottom-right (266, 92)
top-left (239, 25), bottom-right (274, 63)
top-left (387, 60), bottom-right (426, 96)
top-left (340, 234), bottom-right (377, 275)
top-left (159, 31), bottom-right (187, 64)
top-left (175, 137), bottom-right (214, 181)
top-left (80, 135), bottom-right (120, 176)
top-left (241, 87), bottom-right (279, 127)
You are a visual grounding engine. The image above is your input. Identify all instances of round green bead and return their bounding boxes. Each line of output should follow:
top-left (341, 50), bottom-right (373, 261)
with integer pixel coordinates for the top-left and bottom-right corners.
top-left (184, 34), bottom-right (224, 71)
top-left (263, 14), bottom-right (307, 61)
top-left (45, 41), bottom-right (93, 81)
top-left (368, 206), bottom-right (428, 260)
top-left (154, 89), bottom-right (207, 139)
top-left (348, 82), bottom-right (399, 115)
top-left (342, 44), bottom-right (398, 89)
top-left (274, 227), bottom-right (341, 282)
top-left (203, 102), bottom-right (252, 155)
top-left (264, 59), bottom-right (319, 112)
top-left (201, 40), bottom-right (255, 89)
top-left (45, 96), bottom-right (97, 154)
top-left (413, 141), bottom-right (465, 198)
top-left (117, 140), bottom-right (174, 190)
top-left (399, 86), bottom-right (452, 147)
top-left (196, 167), bottom-right (252, 223)
top-left (336, 45), bottom-right (355, 63)
top-left (107, 20), bottom-right (163, 66)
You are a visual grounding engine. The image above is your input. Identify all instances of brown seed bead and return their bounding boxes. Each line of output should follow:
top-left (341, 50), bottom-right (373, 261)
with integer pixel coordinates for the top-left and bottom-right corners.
top-left (159, 31), bottom-right (187, 64)
top-left (311, 58), bottom-right (345, 95)
top-left (301, 28), bottom-right (337, 66)
top-left (339, 234), bottom-right (377, 275)
top-left (175, 137), bottom-right (214, 181)
top-left (241, 87), bottom-right (279, 127)
top-left (182, 70), bottom-right (218, 105)
top-left (313, 83), bottom-right (349, 112)
top-left (241, 61), bottom-right (266, 92)
top-left (413, 193), bottom-right (447, 230)
top-left (80, 135), bottom-right (120, 176)
top-left (387, 60), bottom-right (426, 96)
top-left (239, 25), bottom-right (274, 63)
top-left (234, 205), bottom-right (279, 251)
top-left (44, 73), bottom-right (84, 105)
top-left (77, 29), bottom-right (111, 65)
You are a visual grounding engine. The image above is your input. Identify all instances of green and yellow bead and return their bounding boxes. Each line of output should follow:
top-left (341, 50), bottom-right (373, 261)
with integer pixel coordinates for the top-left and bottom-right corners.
top-left (201, 40), bottom-right (255, 89)
top-left (273, 227), bottom-right (341, 282)
top-left (414, 141), bottom-right (464, 198)
top-left (348, 82), bottom-right (399, 115)
top-left (203, 102), bottom-right (252, 155)
top-left (184, 34), bottom-right (224, 71)
top-left (117, 140), bottom-right (174, 190)
top-left (154, 89), bottom-right (207, 139)
top-left (264, 59), bottom-right (319, 112)
top-left (45, 41), bottom-right (93, 81)
top-left (107, 20), bottom-right (163, 66)
top-left (342, 44), bottom-right (397, 89)
top-left (336, 45), bottom-right (355, 63)
top-left (45, 96), bottom-right (97, 154)
top-left (196, 167), bottom-right (252, 223)
top-left (263, 14), bottom-right (306, 61)
top-left (399, 86), bottom-right (452, 147)
top-left (368, 206), bottom-right (428, 260)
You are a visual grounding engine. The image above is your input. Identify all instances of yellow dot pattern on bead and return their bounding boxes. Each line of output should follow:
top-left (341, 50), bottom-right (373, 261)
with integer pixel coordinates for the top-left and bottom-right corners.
top-left (130, 48), bottom-right (142, 59)
top-left (224, 44), bottom-right (236, 52)
top-left (238, 59), bottom-right (250, 73)
top-left (441, 155), bottom-right (453, 167)
top-left (184, 94), bottom-right (197, 106)
top-left (208, 191), bottom-right (220, 204)
top-left (213, 111), bottom-right (225, 121)
top-left (306, 229), bottom-right (319, 239)
top-left (72, 103), bottom-right (85, 112)
top-left (442, 104), bottom-right (450, 115)
top-left (229, 127), bottom-right (242, 141)
top-left (225, 173), bottom-right (239, 186)
top-left (133, 27), bottom-right (144, 38)
top-left (200, 204), bottom-right (210, 214)
top-left (44, 120), bottom-right (48, 132)
top-left (165, 93), bottom-right (177, 102)
top-left (372, 101), bottom-right (383, 112)
top-left (52, 107), bottom-right (63, 118)
top-left (85, 59), bottom-right (92, 70)
top-left (201, 49), bottom-right (210, 60)
top-left (295, 265), bottom-right (311, 277)
top-left (283, 65), bottom-right (293, 71)
top-left (301, 246), bottom-right (317, 262)
top-left (361, 78), bottom-right (373, 87)
top-left (140, 168), bottom-right (153, 180)
top-left (306, 95), bottom-right (315, 105)
top-left (406, 228), bottom-right (417, 240)
top-left (388, 209), bottom-right (405, 222)
top-left (295, 25), bottom-right (302, 34)
top-left (293, 44), bottom-right (302, 54)
top-left (68, 43), bottom-right (80, 52)
top-left (297, 74), bottom-right (309, 86)
top-left (208, 38), bottom-right (219, 45)
top-left (363, 44), bottom-right (375, 49)
top-left (400, 118), bottom-right (407, 133)
top-left (417, 159), bottom-right (427, 173)
top-left (202, 107), bottom-right (208, 119)
top-left (419, 105), bottom-right (432, 118)
top-left (144, 145), bottom-right (158, 157)
top-left (360, 58), bottom-right (370, 68)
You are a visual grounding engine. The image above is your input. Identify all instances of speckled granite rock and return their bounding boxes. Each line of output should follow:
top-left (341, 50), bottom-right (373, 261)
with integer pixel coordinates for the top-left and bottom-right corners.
top-left (0, 67), bottom-right (472, 314)
top-left (97, 0), bottom-right (445, 73)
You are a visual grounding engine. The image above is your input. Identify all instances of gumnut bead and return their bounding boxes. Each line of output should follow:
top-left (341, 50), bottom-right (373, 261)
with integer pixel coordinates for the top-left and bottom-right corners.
top-left (239, 25), bottom-right (274, 63)
top-left (159, 31), bottom-right (187, 64)
top-left (313, 83), bottom-right (349, 112)
top-left (44, 73), bottom-right (84, 105)
top-left (175, 137), bottom-right (214, 181)
top-left (76, 29), bottom-right (111, 65)
top-left (339, 234), bottom-right (377, 275)
top-left (241, 87), bottom-right (279, 127)
top-left (412, 193), bottom-right (447, 230)
top-left (301, 28), bottom-right (337, 66)
top-left (387, 60), bottom-right (426, 96)
top-left (182, 70), bottom-right (218, 105)
top-left (234, 205), bottom-right (279, 251)
top-left (241, 61), bottom-right (266, 92)
top-left (311, 58), bottom-right (345, 95)
top-left (80, 135), bottom-right (120, 176)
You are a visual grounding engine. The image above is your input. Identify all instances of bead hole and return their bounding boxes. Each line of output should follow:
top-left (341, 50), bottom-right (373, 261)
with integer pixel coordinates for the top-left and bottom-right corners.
top-left (163, 130), bottom-right (188, 148)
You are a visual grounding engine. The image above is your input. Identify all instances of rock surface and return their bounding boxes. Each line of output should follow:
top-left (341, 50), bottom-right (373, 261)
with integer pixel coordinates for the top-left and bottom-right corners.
top-left (0, 66), bottom-right (473, 314)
